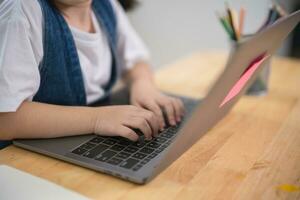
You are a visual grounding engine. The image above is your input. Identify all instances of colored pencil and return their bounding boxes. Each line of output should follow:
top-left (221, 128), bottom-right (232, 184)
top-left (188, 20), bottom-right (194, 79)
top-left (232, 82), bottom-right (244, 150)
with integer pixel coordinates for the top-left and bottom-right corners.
top-left (258, 6), bottom-right (274, 31)
top-left (216, 12), bottom-right (234, 40)
top-left (268, 10), bottom-right (279, 26)
top-left (238, 7), bottom-right (246, 37)
top-left (226, 7), bottom-right (237, 40)
top-left (231, 9), bottom-right (240, 40)
top-left (272, 0), bottom-right (287, 17)
top-left (216, 1), bottom-right (286, 42)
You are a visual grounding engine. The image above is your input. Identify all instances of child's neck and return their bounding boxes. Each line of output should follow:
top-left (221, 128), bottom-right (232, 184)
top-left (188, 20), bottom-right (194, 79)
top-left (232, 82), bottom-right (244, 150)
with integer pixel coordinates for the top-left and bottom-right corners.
top-left (54, 0), bottom-right (95, 33)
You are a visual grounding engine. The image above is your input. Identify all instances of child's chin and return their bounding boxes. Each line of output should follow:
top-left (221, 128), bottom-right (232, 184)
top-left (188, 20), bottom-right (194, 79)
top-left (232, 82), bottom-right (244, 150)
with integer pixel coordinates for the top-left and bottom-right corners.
top-left (53, 0), bottom-right (92, 6)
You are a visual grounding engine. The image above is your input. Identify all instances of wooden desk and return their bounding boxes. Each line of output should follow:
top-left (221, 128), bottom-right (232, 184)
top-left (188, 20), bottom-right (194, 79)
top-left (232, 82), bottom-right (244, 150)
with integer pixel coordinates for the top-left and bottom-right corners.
top-left (1, 52), bottom-right (300, 199)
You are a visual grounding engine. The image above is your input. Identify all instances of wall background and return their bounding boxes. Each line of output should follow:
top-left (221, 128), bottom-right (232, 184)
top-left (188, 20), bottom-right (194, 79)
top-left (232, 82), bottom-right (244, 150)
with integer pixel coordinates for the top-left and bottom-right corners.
top-left (127, 0), bottom-right (298, 68)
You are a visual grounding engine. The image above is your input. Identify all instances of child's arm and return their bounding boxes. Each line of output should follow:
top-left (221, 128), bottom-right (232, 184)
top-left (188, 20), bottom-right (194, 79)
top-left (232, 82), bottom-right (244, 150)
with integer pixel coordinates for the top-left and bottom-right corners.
top-left (110, 1), bottom-right (184, 129)
top-left (124, 62), bottom-right (185, 130)
top-left (0, 101), bottom-right (159, 141)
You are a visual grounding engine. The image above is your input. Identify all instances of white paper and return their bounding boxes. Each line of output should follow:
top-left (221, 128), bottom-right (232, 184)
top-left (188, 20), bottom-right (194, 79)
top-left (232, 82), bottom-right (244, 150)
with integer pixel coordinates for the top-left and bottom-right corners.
top-left (0, 165), bottom-right (90, 200)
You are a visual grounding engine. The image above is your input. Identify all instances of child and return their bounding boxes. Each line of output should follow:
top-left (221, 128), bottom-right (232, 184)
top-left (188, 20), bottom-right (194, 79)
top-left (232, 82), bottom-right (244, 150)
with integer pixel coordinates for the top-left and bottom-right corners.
top-left (0, 0), bottom-right (184, 147)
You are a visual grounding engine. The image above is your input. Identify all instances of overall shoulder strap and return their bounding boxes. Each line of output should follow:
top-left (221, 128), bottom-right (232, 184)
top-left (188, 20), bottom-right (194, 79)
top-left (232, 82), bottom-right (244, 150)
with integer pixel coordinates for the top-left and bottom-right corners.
top-left (34, 0), bottom-right (87, 105)
top-left (92, 0), bottom-right (118, 48)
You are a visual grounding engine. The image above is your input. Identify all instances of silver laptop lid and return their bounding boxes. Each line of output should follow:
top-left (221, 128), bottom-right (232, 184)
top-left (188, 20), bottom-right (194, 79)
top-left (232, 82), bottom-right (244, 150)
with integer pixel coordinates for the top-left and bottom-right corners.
top-left (152, 10), bottom-right (300, 177)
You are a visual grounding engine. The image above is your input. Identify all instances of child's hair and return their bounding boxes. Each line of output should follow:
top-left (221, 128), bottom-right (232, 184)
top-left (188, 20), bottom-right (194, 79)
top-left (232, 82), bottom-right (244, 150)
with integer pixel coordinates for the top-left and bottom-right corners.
top-left (117, 0), bottom-right (139, 11)
top-left (47, 0), bottom-right (139, 12)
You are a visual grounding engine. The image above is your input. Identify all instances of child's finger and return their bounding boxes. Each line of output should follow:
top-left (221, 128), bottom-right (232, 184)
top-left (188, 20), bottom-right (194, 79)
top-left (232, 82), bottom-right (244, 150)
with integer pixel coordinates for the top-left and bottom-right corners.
top-left (143, 102), bottom-right (165, 131)
top-left (117, 126), bottom-right (139, 141)
top-left (124, 117), bottom-right (152, 140)
top-left (177, 98), bottom-right (185, 116)
top-left (171, 98), bottom-right (181, 122)
top-left (139, 109), bottom-right (159, 137)
top-left (161, 100), bottom-right (176, 126)
top-left (173, 98), bottom-right (185, 121)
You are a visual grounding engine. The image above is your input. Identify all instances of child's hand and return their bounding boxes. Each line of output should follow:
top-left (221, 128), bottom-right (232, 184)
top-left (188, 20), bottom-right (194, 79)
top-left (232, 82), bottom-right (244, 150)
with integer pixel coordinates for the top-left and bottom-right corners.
top-left (93, 105), bottom-right (159, 141)
top-left (130, 79), bottom-right (185, 130)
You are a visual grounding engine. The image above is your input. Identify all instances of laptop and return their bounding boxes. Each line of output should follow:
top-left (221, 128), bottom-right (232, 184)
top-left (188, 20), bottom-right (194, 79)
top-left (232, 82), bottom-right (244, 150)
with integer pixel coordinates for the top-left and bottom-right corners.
top-left (14, 10), bottom-right (300, 184)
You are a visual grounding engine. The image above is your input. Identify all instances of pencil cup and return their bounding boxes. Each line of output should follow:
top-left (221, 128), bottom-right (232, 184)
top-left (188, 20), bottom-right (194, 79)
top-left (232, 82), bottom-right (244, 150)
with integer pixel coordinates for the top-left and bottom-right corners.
top-left (246, 59), bottom-right (270, 96)
top-left (231, 39), bottom-right (271, 96)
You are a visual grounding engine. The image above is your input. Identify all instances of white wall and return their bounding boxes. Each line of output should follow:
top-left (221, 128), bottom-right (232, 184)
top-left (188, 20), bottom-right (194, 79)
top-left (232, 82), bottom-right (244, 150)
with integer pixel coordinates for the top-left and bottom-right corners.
top-left (127, 0), bottom-right (297, 68)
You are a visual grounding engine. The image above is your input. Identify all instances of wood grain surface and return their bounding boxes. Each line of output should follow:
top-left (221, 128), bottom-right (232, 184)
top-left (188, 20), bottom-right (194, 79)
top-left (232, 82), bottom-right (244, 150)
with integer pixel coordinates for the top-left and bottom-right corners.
top-left (1, 52), bottom-right (299, 200)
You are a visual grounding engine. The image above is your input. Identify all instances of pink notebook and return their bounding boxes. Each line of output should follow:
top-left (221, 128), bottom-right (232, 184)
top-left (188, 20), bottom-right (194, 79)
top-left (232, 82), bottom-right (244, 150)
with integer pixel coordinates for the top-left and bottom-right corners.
top-left (220, 54), bottom-right (270, 108)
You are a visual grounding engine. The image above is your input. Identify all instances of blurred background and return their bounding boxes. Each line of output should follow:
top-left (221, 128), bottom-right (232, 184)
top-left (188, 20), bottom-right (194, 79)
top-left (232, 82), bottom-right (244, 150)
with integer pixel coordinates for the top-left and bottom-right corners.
top-left (118, 0), bottom-right (300, 68)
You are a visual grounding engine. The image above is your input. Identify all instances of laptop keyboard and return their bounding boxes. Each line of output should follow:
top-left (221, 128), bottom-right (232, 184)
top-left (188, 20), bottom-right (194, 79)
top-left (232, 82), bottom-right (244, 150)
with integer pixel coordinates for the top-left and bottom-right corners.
top-left (71, 125), bottom-right (179, 172)
top-left (71, 98), bottom-right (197, 172)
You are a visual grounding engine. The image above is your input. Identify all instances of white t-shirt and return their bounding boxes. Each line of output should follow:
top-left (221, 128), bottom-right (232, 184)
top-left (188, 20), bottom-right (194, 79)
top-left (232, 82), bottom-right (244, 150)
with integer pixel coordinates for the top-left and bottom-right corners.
top-left (0, 0), bottom-right (150, 112)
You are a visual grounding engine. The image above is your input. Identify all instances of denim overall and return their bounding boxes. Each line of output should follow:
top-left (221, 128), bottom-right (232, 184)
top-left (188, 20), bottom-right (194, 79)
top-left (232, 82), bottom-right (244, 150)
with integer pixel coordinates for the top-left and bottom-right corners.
top-left (0, 0), bottom-right (119, 149)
